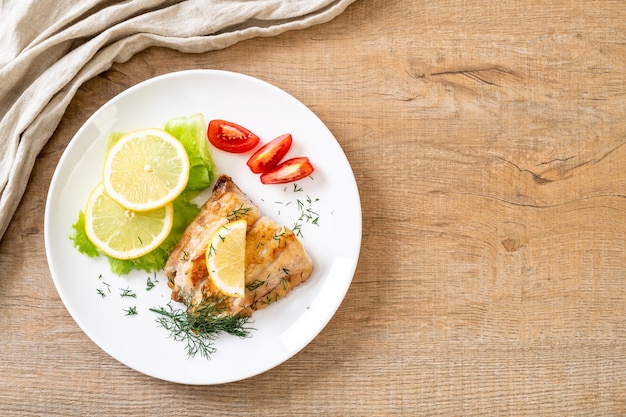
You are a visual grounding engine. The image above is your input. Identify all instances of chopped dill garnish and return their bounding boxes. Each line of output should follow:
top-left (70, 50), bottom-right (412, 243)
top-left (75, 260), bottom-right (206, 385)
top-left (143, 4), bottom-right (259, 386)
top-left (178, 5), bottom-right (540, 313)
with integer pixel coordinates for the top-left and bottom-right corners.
top-left (150, 297), bottom-right (254, 359)
top-left (273, 230), bottom-right (287, 240)
top-left (124, 306), bottom-right (138, 316)
top-left (273, 229), bottom-right (287, 247)
top-left (292, 223), bottom-right (303, 238)
top-left (227, 205), bottom-right (252, 222)
top-left (96, 275), bottom-right (112, 297)
top-left (260, 292), bottom-right (281, 306)
top-left (207, 243), bottom-right (217, 258)
top-left (275, 181), bottom-right (321, 238)
top-left (246, 280), bottom-right (265, 291)
top-left (119, 287), bottom-right (137, 298)
top-left (299, 207), bottom-right (320, 226)
top-left (146, 276), bottom-right (155, 291)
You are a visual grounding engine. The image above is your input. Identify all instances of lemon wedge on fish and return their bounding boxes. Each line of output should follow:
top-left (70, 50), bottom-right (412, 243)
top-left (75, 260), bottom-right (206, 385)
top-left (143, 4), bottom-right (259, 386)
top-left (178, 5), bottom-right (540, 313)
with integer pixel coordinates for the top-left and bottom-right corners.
top-left (206, 219), bottom-right (247, 298)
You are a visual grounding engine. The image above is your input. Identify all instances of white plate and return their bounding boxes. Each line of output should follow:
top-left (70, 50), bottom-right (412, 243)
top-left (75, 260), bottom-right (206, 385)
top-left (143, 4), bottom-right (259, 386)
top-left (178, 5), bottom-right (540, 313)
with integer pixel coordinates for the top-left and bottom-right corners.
top-left (44, 70), bottom-right (361, 385)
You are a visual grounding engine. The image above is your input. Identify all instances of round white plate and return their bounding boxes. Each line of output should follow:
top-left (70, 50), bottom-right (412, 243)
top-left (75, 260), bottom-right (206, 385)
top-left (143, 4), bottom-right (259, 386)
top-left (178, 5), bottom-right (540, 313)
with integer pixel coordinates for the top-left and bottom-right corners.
top-left (44, 70), bottom-right (361, 385)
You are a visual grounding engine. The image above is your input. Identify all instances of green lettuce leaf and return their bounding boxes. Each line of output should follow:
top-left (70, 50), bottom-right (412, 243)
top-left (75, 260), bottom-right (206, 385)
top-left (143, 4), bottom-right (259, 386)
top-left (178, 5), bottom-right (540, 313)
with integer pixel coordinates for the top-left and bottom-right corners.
top-left (164, 113), bottom-right (218, 191)
top-left (70, 211), bottom-right (100, 258)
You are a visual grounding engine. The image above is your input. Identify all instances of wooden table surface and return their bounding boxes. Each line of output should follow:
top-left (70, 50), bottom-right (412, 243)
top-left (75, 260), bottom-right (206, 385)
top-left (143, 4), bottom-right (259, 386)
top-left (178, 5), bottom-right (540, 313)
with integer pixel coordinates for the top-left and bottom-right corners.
top-left (2, 0), bottom-right (625, 415)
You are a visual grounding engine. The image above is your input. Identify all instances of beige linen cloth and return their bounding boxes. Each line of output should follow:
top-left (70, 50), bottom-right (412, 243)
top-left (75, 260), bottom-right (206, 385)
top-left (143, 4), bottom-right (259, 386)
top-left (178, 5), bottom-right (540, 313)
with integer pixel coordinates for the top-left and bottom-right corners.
top-left (0, 0), bottom-right (357, 242)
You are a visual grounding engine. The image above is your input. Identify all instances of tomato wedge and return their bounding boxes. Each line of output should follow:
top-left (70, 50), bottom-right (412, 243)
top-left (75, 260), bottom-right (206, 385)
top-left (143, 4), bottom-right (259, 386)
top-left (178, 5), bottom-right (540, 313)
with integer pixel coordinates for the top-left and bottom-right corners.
top-left (260, 157), bottom-right (314, 184)
top-left (246, 133), bottom-right (292, 174)
top-left (207, 119), bottom-right (260, 153)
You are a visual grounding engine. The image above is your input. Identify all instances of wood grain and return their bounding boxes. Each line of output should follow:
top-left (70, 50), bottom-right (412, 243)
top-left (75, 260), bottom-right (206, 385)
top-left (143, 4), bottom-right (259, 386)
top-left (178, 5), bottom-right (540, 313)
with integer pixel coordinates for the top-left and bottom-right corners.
top-left (1, 0), bottom-right (625, 415)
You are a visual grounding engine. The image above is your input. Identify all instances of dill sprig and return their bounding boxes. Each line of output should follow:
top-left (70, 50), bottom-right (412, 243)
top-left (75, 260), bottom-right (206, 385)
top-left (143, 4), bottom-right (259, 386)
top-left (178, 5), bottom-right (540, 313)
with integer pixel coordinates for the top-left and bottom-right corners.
top-left (246, 279), bottom-right (265, 291)
top-left (150, 297), bottom-right (254, 359)
top-left (124, 306), bottom-right (138, 316)
top-left (226, 205), bottom-right (252, 222)
top-left (119, 287), bottom-right (137, 298)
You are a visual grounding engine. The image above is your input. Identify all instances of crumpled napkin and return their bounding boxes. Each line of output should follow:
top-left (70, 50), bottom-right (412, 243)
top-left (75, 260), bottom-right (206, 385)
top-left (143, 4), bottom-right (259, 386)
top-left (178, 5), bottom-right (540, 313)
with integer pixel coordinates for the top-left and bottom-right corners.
top-left (0, 0), bottom-right (357, 242)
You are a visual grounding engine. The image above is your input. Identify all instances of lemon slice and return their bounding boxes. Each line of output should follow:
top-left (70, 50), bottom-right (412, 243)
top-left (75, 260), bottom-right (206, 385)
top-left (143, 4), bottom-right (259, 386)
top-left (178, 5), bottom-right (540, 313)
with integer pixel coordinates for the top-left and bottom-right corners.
top-left (206, 219), bottom-right (247, 298)
top-left (84, 183), bottom-right (174, 260)
top-left (103, 128), bottom-right (189, 211)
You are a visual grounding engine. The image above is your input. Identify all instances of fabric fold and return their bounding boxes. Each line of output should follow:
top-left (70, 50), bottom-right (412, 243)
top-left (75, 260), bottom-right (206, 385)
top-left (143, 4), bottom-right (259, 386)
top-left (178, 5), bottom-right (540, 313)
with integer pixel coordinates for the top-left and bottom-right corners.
top-left (0, 0), bottom-right (357, 242)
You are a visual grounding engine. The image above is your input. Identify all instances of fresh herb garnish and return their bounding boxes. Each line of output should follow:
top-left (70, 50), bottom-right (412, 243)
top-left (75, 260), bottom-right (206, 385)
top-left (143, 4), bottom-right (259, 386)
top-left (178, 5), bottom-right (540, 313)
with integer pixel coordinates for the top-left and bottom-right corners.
top-left (246, 280), bottom-right (265, 291)
top-left (96, 275), bottom-right (112, 297)
top-left (273, 184), bottom-right (320, 238)
top-left (124, 306), bottom-right (138, 316)
top-left (296, 197), bottom-right (320, 226)
top-left (120, 287), bottom-right (137, 298)
top-left (273, 229), bottom-right (288, 247)
top-left (150, 297), bottom-right (254, 359)
top-left (207, 243), bottom-right (217, 258)
top-left (292, 223), bottom-right (303, 238)
top-left (226, 205), bottom-right (252, 222)
top-left (260, 292), bottom-right (281, 306)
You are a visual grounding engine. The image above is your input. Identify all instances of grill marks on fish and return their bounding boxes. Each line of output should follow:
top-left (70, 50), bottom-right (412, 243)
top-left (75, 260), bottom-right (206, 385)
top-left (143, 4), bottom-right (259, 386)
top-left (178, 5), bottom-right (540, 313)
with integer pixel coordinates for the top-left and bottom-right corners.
top-left (234, 217), bottom-right (313, 315)
top-left (164, 175), bottom-right (313, 316)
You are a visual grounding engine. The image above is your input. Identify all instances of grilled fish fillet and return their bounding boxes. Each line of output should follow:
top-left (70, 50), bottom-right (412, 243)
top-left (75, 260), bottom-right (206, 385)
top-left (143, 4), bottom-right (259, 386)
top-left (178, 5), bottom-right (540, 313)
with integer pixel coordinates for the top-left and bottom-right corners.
top-left (164, 175), bottom-right (313, 316)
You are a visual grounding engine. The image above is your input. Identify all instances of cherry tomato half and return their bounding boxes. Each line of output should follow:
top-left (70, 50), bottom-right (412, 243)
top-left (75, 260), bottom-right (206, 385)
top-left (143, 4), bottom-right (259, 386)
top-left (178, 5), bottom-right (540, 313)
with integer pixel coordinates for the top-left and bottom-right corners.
top-left (246, 133), bottom-right (293, 174)
top-left (260, 157), bottom-right (314, 184)
top-left (207, 119), bottom-right (260, 153)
